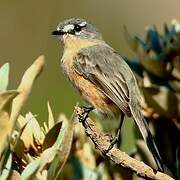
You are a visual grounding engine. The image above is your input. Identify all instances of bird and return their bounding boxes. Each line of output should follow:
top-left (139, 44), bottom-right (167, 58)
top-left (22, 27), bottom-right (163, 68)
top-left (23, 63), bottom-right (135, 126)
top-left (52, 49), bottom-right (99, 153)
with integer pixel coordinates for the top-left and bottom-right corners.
top-left (52, 17), bottom-right (164, 172)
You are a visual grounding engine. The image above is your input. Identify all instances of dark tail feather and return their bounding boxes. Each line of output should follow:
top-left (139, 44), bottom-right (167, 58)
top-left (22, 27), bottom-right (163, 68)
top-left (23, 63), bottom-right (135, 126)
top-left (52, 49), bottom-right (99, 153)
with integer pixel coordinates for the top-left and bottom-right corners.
top-left (141, 117), bottom-right (164, 172)
top-left (130, 106), bottom-right (164, 172)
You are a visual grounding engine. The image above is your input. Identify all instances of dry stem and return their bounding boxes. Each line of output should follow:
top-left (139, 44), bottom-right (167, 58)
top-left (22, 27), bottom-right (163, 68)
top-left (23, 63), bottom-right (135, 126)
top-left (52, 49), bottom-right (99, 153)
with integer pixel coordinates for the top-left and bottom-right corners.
top-left (76, 107), bottom-right (174, 180)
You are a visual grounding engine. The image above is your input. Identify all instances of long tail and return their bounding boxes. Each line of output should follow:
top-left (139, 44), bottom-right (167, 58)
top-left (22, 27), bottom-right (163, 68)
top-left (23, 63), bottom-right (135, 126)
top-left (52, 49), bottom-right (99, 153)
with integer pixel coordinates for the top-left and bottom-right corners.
top-left (130, 105), bottom-right (164, 172)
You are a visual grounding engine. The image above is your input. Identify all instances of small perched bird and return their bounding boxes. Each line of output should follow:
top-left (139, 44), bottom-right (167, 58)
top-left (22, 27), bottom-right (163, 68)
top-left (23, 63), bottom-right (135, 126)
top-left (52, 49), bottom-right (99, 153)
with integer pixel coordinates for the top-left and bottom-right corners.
top-left (52, 18), bottom-right (164, 171)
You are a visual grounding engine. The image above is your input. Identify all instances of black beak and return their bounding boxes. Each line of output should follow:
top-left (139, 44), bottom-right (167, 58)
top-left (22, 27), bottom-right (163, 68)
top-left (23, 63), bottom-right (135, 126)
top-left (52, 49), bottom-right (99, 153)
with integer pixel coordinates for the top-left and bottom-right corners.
top-left (51, 30), bottom-right (64, 35)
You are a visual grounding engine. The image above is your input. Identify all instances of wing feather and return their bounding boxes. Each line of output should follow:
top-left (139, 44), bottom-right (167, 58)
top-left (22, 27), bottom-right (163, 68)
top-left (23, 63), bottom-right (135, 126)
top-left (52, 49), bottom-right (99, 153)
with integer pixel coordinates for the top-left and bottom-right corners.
top-left (73, 44), bottom-right (131, 115)
top-left (73, 44), bottom-right (164, 171)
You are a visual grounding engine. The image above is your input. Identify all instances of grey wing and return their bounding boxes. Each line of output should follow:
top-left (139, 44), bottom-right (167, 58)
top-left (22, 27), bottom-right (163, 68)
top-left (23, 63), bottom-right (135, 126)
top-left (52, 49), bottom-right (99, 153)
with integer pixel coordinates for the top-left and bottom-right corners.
top-left (73, 45), bottom-right (165, 171)
top-left (73, 44), bottom-right (132, 116)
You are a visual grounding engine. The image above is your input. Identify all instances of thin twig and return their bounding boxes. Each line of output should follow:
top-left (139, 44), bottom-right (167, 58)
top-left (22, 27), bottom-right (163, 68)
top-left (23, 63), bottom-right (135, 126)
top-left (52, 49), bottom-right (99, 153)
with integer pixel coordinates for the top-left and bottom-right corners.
top-left (76, 107), bottom-right (174, 180)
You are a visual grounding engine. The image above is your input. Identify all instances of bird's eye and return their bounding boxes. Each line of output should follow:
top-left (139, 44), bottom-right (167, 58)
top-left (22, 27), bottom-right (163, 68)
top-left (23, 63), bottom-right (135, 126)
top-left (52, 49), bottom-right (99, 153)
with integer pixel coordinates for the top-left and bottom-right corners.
top-left (74, 24), bottom-right (82, 32)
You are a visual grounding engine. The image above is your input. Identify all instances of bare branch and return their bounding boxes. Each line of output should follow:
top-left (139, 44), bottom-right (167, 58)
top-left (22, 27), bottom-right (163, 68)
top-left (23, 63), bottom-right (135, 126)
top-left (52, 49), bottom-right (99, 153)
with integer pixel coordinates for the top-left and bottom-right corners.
top-left (76, 107), bottom-right (174, 180)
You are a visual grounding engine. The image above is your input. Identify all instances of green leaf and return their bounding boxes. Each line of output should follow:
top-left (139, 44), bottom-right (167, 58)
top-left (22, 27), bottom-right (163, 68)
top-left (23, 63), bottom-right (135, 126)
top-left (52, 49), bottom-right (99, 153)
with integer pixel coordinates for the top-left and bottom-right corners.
top-left (54, 117), bottom-right (68, 147)
top-left (46, 119), bottom-right (68, 179)
top-left (20, 158), bottom-right (40, 180)
top-left (20, 147), bottom-right (57, 180)
top-left (42, 121), bottom-right (62, 151)
top-left (0, 90), bottom-right (19, 155)
top-left (82, 166), bottom-right (99, 180)
top-left (0, 63), bottom-right (9, 92)
top-left (47, 101), bottom-right (55, 129)
top-left (47, 111), bottom-right (75, 180)
top-left (20, 116), bottom-right (69, 180)
top-left (36, 147), bottom-right (57, 175)
top-left (96, 162), bottom-right (110, 180)
top-left (0, 146), bottom-right (12, 180)
top-left (71, 157), bottom-right (100, 180)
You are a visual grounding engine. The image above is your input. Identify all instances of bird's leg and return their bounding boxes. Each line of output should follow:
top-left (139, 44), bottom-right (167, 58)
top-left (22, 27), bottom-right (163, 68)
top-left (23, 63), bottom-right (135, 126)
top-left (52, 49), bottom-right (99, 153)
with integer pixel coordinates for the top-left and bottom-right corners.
top-left (78, 106), bottom-right (94, 123)
top-left (104, 114), bottom-right (125, 154)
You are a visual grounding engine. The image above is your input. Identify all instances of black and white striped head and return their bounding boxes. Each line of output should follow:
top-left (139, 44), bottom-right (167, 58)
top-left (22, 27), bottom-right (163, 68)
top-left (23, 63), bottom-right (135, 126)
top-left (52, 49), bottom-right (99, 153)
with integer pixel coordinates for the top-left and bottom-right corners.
top-left (52, 18), bottom-right (102, 40)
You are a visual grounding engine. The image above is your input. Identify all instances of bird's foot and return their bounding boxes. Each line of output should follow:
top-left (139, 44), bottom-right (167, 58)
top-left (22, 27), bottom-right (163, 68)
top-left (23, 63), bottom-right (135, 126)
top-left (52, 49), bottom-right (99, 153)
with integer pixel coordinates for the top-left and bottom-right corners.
top-left (102, 137), bottom-right (118, 155)
top-left (103, 130), bottom-right (121, 155)
top-left (78, 106), bottom-right (94, 123)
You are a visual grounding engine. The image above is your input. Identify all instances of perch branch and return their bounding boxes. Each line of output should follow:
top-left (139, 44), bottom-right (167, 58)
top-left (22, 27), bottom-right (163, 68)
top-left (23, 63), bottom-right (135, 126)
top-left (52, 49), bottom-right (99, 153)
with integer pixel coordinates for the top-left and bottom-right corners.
top-left (76, 107), bottom-right (174, 180)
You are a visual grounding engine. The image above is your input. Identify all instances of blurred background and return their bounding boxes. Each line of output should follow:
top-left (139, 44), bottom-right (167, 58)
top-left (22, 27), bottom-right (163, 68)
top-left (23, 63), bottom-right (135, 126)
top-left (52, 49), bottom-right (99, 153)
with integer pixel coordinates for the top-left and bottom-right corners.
top-left (0, 0), bottom-right (180, 174)
top-left (0, 0), bottom-right (180, 114)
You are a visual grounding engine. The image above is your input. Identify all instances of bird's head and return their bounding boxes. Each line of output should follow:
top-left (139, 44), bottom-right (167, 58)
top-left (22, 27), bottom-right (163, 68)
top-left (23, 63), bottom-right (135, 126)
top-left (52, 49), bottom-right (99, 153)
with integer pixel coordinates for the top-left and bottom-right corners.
top-left (52, 18), bottom-right (103, 46)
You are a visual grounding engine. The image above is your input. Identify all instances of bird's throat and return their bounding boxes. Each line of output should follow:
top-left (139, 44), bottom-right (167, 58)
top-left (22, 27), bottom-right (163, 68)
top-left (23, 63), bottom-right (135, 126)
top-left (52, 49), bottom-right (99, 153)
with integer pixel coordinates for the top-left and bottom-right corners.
top-left (62, 34), bottom-right (100, 54)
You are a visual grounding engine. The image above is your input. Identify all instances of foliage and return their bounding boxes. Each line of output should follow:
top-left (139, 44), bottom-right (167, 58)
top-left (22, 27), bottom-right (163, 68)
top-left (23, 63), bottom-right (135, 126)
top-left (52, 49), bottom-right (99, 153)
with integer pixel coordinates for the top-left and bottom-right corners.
top-left (0, 56), bottom-right (74, 180)
top-left (124, 19), bottom-right (180, 179)
top-left (0, 20), bottom-right (179, 180)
